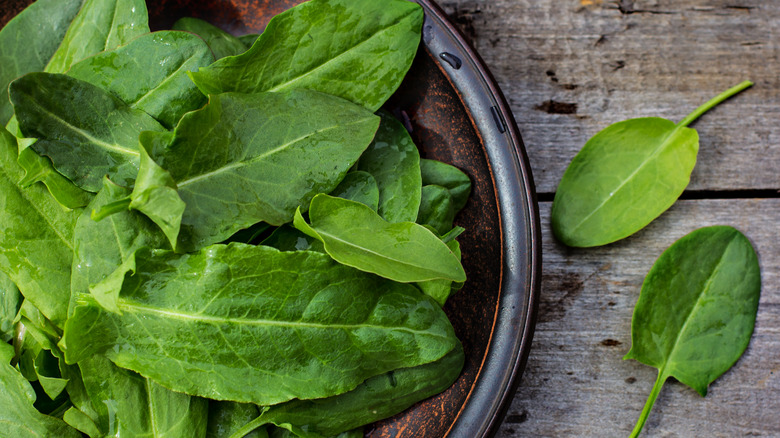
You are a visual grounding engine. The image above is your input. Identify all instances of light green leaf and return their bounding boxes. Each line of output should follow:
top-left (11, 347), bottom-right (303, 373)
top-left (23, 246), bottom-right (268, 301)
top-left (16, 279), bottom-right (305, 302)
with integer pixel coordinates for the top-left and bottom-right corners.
top-left (45, 0), bottom-right (150, 74)
top-left (0, 128), bottom-right (80, 327)
top-left (63, 407), bottom-right (102, 438)
top-left (552, 81), bottom-right (753, 247)
top-left (0, 0), bottom-right (83, 123)
top-left (9, 73), bottom-right (166, 192)
top-left (111, 90), bottom-right (379, 252)
top-left (68, 31), bottom-right (214, 128)
top-left (0, 360), bottom-right (82, 437)
top-left (173, 17), bottom-right (249, 60)
top-left (1, 271), bottom-right (22, 343)
top-left (417, 238), bottom-right (462, 307)
top-left (188, 0), bottom-right (423, 111)
top-left (62, 244), bottom-right (457, 405)
top-left (624, 226), bottom-right (761, 437)
top-left (358, 110), bottom-right (421, 222)
top-left (294, 194), bottom-right (466, 283)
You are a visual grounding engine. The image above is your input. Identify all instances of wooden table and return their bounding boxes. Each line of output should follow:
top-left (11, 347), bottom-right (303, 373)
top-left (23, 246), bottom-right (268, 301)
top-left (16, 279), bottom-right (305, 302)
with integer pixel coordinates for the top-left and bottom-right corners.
top-left (439, 0), bottom-right (780, 436)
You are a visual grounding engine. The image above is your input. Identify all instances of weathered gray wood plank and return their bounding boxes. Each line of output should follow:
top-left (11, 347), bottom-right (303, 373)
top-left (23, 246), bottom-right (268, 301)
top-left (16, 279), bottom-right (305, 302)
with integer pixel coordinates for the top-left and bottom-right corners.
top-left (439, 0), bottom-right (780, 194)
top-left (499, 199), bottom-right (779, 437)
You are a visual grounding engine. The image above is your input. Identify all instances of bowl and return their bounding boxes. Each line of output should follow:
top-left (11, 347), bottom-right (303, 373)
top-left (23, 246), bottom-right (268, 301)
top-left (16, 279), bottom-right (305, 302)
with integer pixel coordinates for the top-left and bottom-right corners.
top-left (2, 0), bottom-right (542, 436)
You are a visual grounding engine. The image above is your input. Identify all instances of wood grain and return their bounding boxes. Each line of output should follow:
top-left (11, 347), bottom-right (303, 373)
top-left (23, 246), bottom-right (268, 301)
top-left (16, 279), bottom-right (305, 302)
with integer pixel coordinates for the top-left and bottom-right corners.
top-left (440, 0), bottom-right (780, 195)
top-left (502, 199), bottom-right (779, 437)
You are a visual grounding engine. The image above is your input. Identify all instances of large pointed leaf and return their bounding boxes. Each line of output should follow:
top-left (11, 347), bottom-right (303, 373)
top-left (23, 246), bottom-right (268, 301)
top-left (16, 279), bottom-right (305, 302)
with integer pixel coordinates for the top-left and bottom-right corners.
top-left (234, 344), bottom-right (464, 438)
top-left (0, 128), bottom-right (80, 327)
top-left (68, 31), bottom-right (215, 129)
top-left (115, 90), bottom-right (379, 252)
top-left (416, 185), bottom-right (455, 236)
top-left (78, 355), bottom-right (208, 437)
top-left (172, 17), bottom-right (249, 60)
top-left (0, 0), bottom-right (84, 123)
top-left (294, 195), bottom-right (466, 283)
top-left (9, 73), bottom-right (166, 192)
top-left (624, 226), bottom-right (761, 436)
top-left (188, 0), bottom-right (423, 111)
top-left (0, 361), bottom-right (82, 438)
top-left (62, 244), bottom-right (457, 405)
top-left (45, 0), bottom-right (150, 74)
top-left (357, 110), bottom-right (421, 223)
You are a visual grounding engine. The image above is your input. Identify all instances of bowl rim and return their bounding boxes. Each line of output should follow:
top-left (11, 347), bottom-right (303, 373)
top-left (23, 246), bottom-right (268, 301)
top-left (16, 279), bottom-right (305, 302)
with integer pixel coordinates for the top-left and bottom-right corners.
top-left (414, 1), bottom-right (542, 436)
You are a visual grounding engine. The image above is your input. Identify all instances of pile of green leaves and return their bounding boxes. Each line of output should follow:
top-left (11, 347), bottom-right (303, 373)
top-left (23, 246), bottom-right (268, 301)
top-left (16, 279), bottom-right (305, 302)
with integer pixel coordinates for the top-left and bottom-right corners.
top-left (0, 0), bottom-right (473, 437)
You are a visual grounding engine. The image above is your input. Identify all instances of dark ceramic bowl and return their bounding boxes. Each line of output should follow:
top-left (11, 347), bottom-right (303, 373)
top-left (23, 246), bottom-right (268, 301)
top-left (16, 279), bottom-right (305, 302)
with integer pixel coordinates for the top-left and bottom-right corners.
top-left (1, 0), bottom-right (541, 436)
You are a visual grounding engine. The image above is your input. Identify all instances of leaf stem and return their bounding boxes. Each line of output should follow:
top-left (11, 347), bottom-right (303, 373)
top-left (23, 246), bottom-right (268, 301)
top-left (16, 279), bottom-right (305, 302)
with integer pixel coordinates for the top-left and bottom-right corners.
top-left (676, 80), bottom-right (753, 128)
top-left (629, 371), bottom-right (667, 438)
top-left (91, 197), bottom-right (132, 221)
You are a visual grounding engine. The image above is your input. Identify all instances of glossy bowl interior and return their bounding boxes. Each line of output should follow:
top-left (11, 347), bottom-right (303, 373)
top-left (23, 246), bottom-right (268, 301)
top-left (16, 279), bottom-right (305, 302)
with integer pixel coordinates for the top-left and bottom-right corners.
top-left (1, 0), bottom-right (541, 436)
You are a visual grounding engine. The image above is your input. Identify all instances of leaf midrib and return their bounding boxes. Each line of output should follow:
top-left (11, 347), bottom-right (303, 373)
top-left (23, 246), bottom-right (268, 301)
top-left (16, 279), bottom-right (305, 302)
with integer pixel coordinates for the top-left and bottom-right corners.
top-left (176, 117), bottom-right (370, 188)
top-left (266, 8), bottom-right (415, 93)
top-left (116, 300), bottom-right (440, 338)
top-left (661, 235), bottom-right (738, 375)
top-left (568, 127), bottom-right (683, 235)
top-left (24, 97), bottom-right (140, 158)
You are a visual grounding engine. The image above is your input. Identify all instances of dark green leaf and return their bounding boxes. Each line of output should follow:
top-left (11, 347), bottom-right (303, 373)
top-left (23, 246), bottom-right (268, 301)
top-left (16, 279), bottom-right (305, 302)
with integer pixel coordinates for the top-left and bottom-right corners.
top-left (173, 17), bottom-right (249, 60)
top-left (45, 0), bottom-right (150, 73)
top-left (1, 271), bottom-right (22, 342)
top-left (261, 226), bottom-right (324, 253)
top-left (328, 171), bottom-right (379, 211)
top-left (0, 360), bottom-right (82, 438)
top-left (420, 158), bottom-right (471, 213)
top-left (0, 0), bottom-right (83, 123)
top-left (551, 82), bottom-right (753, 247)
top-left (10, 73), bottom-right (166, 191)
top-left (234, 343), bottom-right (464, 438)
top-left (33, 348), bottom-right (68, 400)
top-left (294, 194), bottom-right (466, 283)
top-left (68, 31), bottom-right (214, 128)
top-left (78, 354), bottom-right (209, 437)
top-left (62, 244), bottom-right (457, 405)
top-left (238, 33), bottom-right (261, 47)
top-left (624, 226), bottom-right (761, 437)
top-left (15, 146), bottom-right (93, 209)
top-left (188, 0), bottom-right (423, 111)
top-left (207, 401), bottom-right (261, 438)
top-left (0, 128), bottom-right (80, 327)
top-left (417, 185), bottom-right (455, 236)
top-left (358, 110), bottom-right (421, 222)
top-left (114, 90), bottom-right (379, 252)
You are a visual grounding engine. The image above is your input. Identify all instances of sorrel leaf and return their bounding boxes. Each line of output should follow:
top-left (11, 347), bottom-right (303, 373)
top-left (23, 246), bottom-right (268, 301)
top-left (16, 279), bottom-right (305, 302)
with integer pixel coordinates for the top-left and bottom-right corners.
top-left (551, 81), bottom-right (753, 247)
top-left (416, 238), bottom-right (462, 307)
top-left (624, 226), bottom-right (761, 437)
top-left (173, 17), bottom-right (249, 60)
top-left (9, 73), bottom-right (166, 192)
top-left (62, 244), bottom-right (457, 405)
top-left (78, 355), bottom-right (208, 437)
top-left (70, 177), bottom-right (169, 316)
top-left (417, 185), bottom-right (456, 236)
top-left (0, 360), bottom-right (82, 438)
top-left (1, 271), bottom-right (21, 342)
top-left (68, 31), bottom-right (214, 128)
top-left (188, 0), bottom-right (423, 111)
top-left (207, 401), bottom-right (262, 438)
top-left (15, 147), bottom-right (93, 209)
top-left (232, 343), bottom-right (464, 438)
top-left (45, 0), bottom-right (150, 74)
top-left (0, 0), bottom-right (83, 123)
top-left (294, 194), bottom-right (466, 283)
top-left (328, 171), bottom-right (379, 210)
top-left (99, 90), bottom-right (379, 252)
top-left (420, 158), bottom-right (472, 212)
top-left (0, 128), bottom-right (80, 327)
top-left (358, 111), bottom-right (421, 223)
